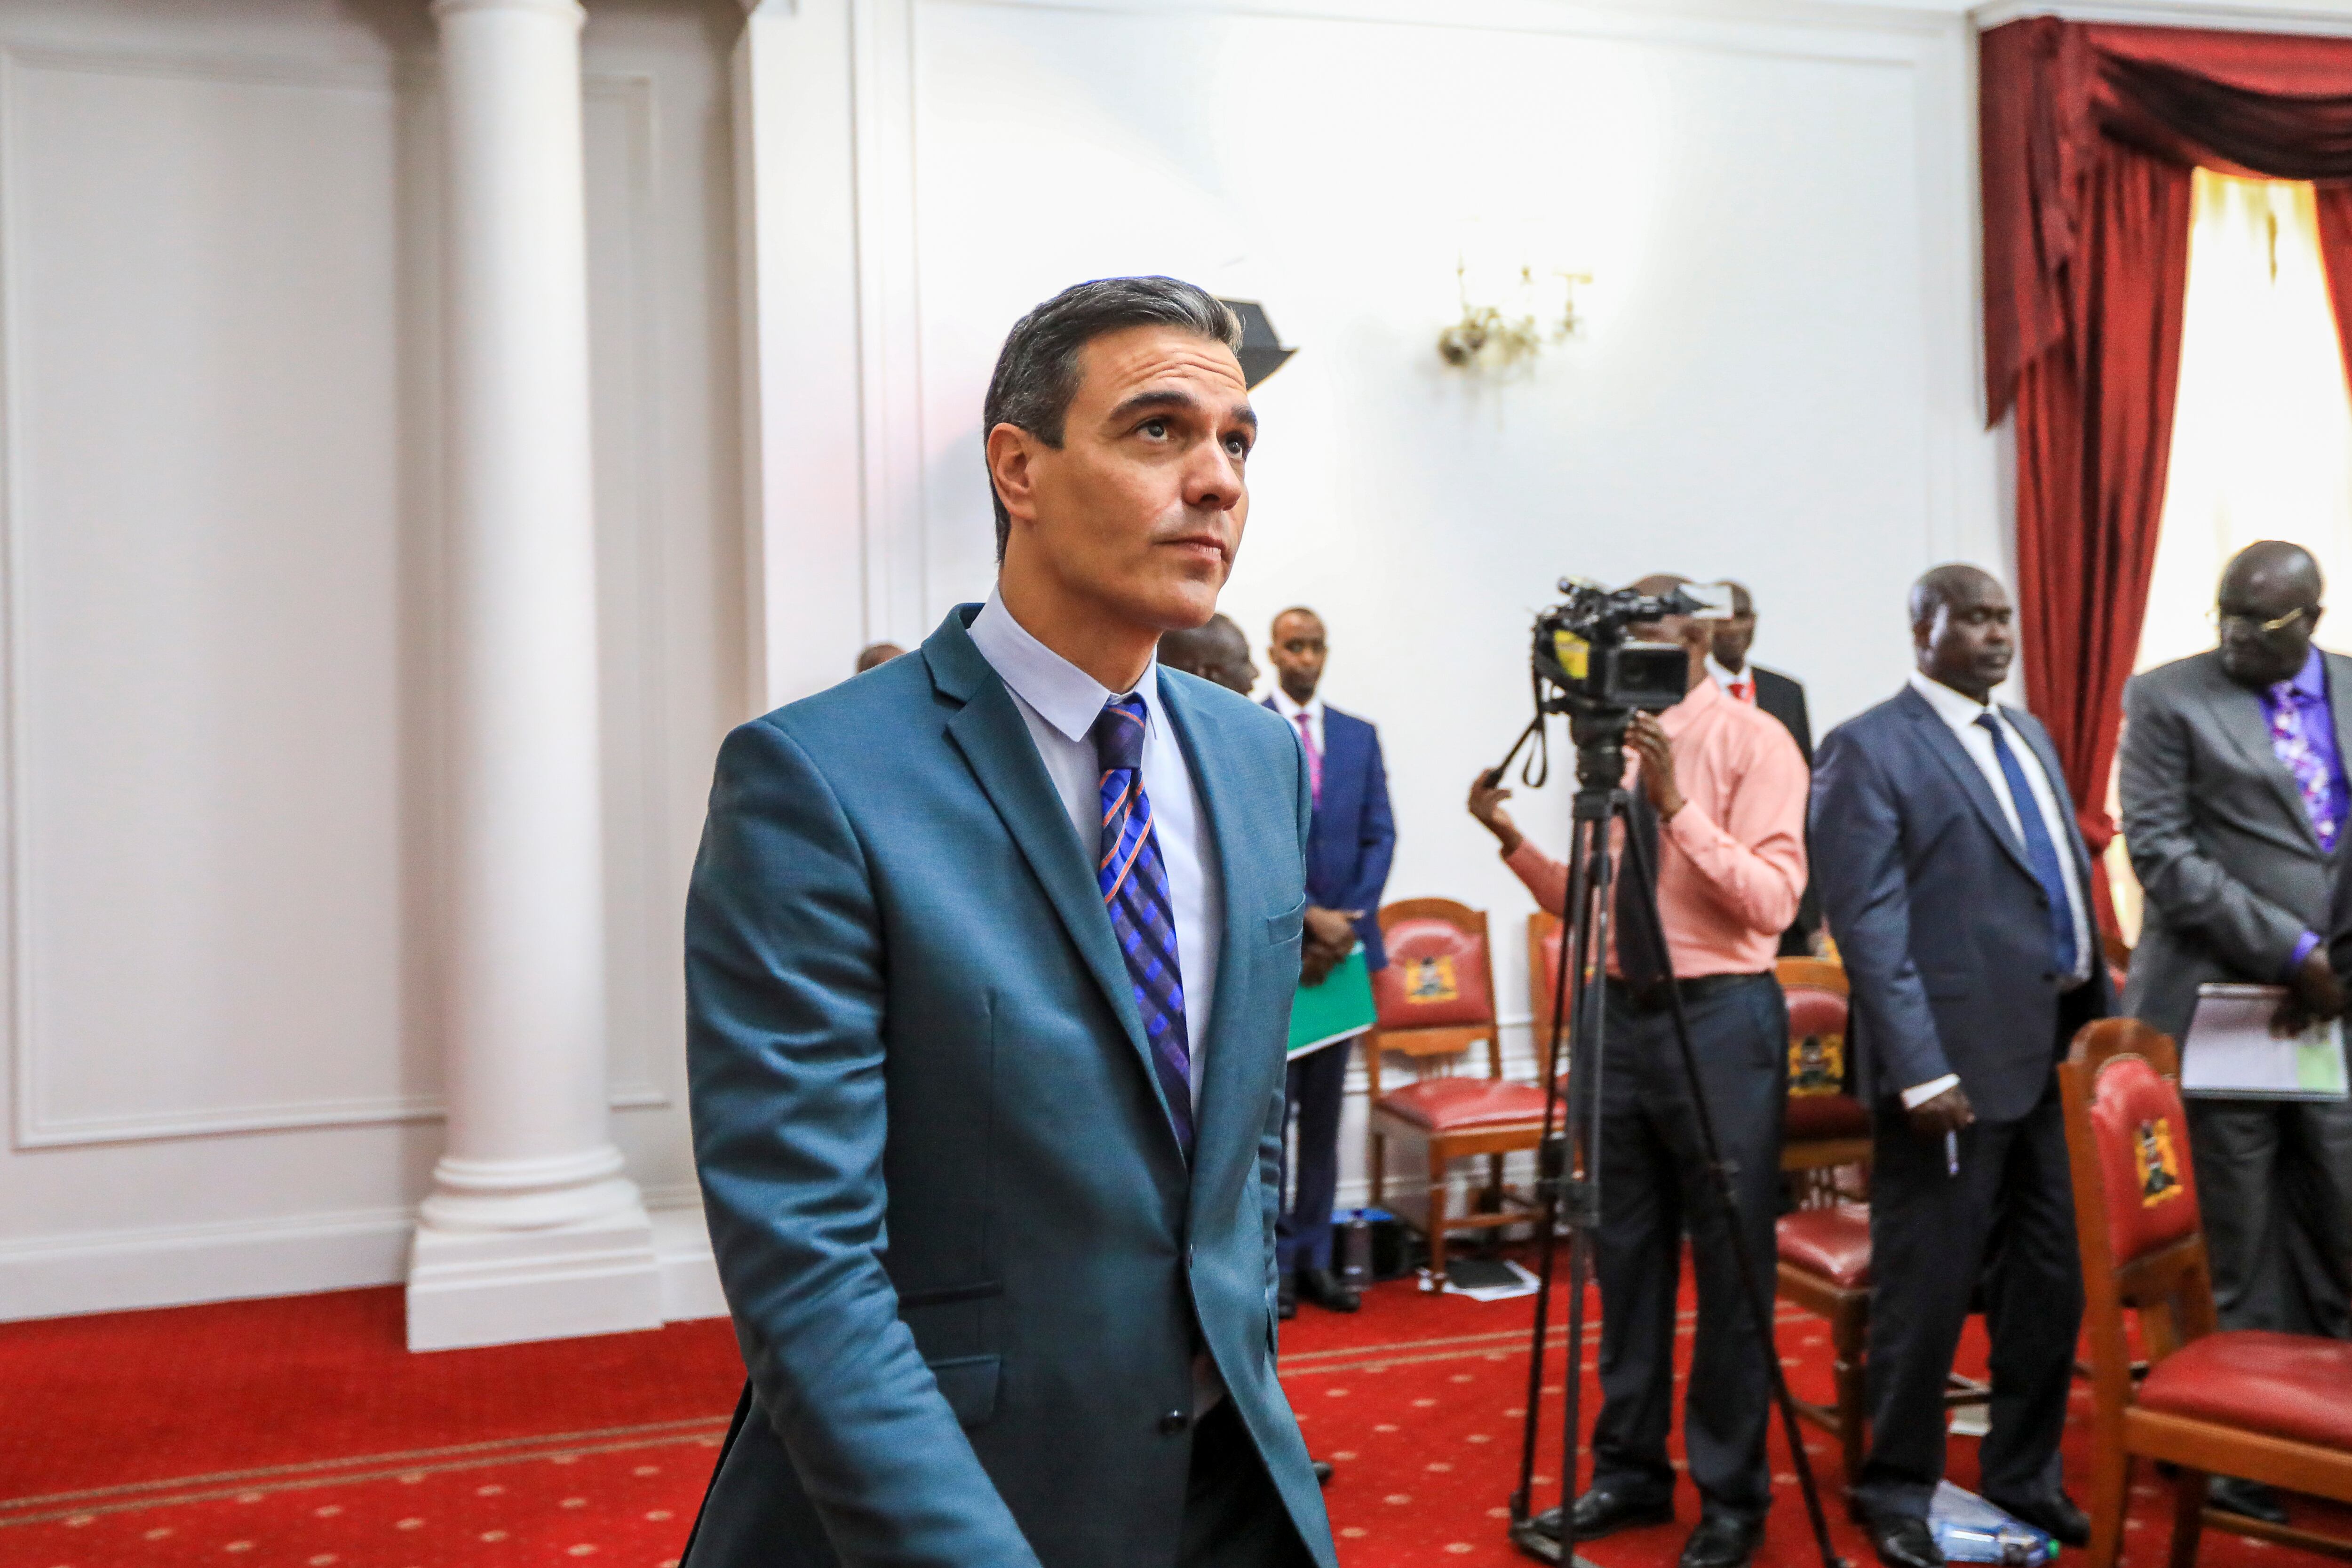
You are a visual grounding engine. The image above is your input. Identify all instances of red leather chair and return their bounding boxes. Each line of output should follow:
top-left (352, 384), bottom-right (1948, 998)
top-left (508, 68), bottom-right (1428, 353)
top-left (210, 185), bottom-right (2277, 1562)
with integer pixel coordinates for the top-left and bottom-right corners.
top-left (1772, 957), bottom-right (1873, 1478)
top-left (1770, 957), bottom-right (1986, 1493)
top-left (1775, 1202), bottom-right (1874, 1484)
top-left (1366, 899), bottom-right (1549, 1284)
top-left (1776, 957), bottom-right (1870, 1200)
top-left (2059, 1019), bottom-right (2352, 1568)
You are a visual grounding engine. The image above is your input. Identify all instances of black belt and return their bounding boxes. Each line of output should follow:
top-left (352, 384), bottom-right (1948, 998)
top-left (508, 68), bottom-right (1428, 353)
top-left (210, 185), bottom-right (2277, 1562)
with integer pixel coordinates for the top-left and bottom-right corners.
top-left (1605, 971), bottom-right (1770, 1016)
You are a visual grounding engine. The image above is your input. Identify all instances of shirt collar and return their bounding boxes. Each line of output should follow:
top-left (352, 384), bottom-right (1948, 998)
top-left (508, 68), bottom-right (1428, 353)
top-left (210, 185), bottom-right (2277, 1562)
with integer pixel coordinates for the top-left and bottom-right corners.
top-left (969, 587), bottom-right (1161, 745)
top-left (1706, 655), bottom-right (1747, 690)
top-left (2278, 647), bottom-right (2327, 702)
top-left (1908, 669), bottom-right (2001, 732)
top-left (1269, 686), bottom-right (1323, 726)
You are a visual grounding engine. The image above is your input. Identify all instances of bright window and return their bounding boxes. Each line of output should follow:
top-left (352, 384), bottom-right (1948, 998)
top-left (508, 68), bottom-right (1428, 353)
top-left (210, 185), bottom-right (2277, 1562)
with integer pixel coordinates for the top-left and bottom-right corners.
top-left (2112, 169), bottom-right (2352, 941)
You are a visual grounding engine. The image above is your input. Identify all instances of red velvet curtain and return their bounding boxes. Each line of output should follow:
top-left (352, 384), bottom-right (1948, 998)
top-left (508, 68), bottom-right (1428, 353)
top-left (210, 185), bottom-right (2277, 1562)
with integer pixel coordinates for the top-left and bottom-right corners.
top-left (1980, 18), bottom-right (2352, 933)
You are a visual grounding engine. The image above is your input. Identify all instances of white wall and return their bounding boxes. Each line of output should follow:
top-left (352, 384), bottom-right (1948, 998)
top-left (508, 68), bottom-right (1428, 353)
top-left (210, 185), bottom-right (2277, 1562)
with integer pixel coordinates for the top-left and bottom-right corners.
top-left (745, 0), bottom-right (2007, 1212)
top-left (0, 0), bottom-right (747, 1320)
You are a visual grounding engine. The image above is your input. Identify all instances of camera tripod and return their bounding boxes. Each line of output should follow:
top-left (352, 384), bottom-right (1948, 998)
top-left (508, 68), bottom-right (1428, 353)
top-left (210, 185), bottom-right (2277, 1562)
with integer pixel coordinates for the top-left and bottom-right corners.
top-left (1490, 704), bottom-right (1845, 1568)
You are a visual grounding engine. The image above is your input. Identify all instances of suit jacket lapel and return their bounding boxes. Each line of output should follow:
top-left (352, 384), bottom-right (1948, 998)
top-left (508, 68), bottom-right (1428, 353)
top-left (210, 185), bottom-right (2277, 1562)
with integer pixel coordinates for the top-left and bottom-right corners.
top-left (1162, 677), bottom-right (1263, 1201)
top-left (2007, 706), bottom-right (2099, 886)
top-left (2200, 656), bottom-right (2320, 852)
top-left (1320, 708), bottom-right (1359, 789)
top-left (925, 612), bottom-right (1174, 1146)
top-left (1897, 685), bottom-right (2039, 882)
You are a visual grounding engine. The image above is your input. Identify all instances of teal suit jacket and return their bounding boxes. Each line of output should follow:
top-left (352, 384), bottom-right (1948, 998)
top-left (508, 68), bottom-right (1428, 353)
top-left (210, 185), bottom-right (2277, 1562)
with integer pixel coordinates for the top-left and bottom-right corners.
top-left (682, 605), bottom-right (1336, 1568)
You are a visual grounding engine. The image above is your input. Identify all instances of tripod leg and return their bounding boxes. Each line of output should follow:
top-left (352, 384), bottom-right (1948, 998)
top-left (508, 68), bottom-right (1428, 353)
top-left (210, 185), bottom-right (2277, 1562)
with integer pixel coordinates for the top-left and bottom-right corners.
top-left (1619, 823), bottom-right (1847, 1568)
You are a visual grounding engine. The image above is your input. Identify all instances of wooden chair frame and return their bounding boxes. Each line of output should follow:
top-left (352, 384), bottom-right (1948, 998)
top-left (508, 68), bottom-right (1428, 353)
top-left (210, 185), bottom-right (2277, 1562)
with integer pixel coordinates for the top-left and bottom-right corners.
top-left (1773, 1229), bottom-right (1871, 1487)
top-left (1365, 899), bottom-right (1545, 1283)
top-left (2059, 1019), bottom-right (2352, 1568)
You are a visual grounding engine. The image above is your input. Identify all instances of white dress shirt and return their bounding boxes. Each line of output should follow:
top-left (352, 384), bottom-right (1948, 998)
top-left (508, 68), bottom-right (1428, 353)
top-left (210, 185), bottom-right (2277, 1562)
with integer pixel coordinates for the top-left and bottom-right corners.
top-left (969, 589), bottom-right (1220, 1098)
top-left (1707, 655), bottom-right (1756, 703)
top-left (1267, 685), bottom-right (1325, 761)
top-left (970, 591), bottom-right (1227, 1415)
top-left (1901, 672), bottom-right (2096, 1106)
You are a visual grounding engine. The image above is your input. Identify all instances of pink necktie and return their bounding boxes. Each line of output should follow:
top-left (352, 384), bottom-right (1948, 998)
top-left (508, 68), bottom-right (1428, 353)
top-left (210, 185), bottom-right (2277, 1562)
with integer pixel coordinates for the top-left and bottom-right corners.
top-left (1295, 713), bottom-right (1322, 806)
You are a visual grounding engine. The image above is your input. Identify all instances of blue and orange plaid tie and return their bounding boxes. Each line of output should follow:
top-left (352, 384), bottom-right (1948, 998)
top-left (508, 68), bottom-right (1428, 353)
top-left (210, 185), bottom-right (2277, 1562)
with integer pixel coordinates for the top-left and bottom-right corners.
top-left (1091, 694), bottom-right (1193, 1159)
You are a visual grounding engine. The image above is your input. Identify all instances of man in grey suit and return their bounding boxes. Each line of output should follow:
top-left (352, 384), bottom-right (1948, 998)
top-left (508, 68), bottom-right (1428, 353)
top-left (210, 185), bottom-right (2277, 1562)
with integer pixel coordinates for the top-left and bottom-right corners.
top-left (1812, 565), bottom-right (2110, 1568)
top-left (681, 278), bottom-right (1334, 1567)
top-left (2119, 540), bottom-right (2352, 1524)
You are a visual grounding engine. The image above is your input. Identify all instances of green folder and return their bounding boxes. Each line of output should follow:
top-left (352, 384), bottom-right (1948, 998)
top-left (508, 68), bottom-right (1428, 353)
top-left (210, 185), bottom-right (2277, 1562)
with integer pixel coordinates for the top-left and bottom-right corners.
top-left (1287, 946), bottom-right (1377, 1059)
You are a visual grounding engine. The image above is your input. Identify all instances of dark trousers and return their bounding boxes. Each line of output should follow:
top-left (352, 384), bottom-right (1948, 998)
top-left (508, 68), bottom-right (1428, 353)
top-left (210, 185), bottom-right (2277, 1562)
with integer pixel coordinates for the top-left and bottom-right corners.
top-left (2187, 1095), bottom-right (2352, 1338)
top-left (1276, 1036), bottom-right (1353, 1275)
top-left (1854, 1086), bottom-right (2082, 1523)
top-left (1590, 975), bottom-right (1787, 1521)
top-left (1177, 1401), bottom-right (1314, 1567)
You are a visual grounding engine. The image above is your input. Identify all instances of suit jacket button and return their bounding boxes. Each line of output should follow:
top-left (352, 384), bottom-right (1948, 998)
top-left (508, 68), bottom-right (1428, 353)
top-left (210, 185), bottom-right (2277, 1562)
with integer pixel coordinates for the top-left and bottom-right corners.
top-left (1185, 1245), bottom-right (1197, 1269)
top-left (1160, 1409), bottom-right (1190, 1434)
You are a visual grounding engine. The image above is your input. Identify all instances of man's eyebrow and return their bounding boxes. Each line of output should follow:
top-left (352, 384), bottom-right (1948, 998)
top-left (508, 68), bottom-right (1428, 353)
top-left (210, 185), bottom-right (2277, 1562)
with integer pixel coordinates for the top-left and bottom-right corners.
top-left (1107, 387), bottom-right (1258, 431)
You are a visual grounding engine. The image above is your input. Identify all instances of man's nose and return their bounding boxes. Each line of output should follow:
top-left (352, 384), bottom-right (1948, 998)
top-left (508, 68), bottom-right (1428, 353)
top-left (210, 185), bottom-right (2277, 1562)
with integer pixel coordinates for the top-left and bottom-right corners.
top-left (1183, 440), bottom-right (1243, 510)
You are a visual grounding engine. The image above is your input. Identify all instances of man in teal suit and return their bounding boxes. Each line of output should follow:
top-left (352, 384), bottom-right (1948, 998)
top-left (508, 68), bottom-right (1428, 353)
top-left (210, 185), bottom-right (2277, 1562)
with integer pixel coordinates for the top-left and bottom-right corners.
top-left (681, 278), bottom-right (1334, 1568)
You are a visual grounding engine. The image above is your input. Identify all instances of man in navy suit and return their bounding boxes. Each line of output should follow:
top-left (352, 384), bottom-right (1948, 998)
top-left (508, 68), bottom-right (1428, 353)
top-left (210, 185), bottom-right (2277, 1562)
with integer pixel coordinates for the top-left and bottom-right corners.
top-left (1812, 565), bottom-right (2111, 1568)
top-left (1263, 606), bottom-right (1396, 1316)
top-left (682, 278), bottom-right (1333, 1568)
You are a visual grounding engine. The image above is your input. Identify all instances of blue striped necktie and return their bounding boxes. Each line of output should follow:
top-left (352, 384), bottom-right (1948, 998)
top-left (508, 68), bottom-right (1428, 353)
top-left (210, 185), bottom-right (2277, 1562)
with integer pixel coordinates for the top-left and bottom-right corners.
top-left (1091, 694), bottom-right (1193, 1159)
top-left (1975, 714), bottom-right (2080, 980)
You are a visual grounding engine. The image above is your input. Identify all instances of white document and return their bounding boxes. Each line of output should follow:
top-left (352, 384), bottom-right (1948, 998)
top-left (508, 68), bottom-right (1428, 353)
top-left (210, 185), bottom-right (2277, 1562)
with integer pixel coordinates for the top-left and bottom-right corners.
top-left (2181, 983), bottom-right (2352, 1101)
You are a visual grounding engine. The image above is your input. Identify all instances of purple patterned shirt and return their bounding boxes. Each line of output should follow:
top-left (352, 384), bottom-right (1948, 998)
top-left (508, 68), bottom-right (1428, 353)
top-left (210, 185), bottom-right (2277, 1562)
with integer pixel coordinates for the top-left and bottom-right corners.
top-left (2261, 649), bottom-right (2347, 850)
top-left (2262, 650), bottom-right (2346, 977)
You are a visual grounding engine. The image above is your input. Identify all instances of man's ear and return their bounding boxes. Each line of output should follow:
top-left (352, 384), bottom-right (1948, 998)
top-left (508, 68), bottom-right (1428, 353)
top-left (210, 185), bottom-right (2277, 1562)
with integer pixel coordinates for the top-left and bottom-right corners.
top-left (986, 422), bottom-right (1040, 525)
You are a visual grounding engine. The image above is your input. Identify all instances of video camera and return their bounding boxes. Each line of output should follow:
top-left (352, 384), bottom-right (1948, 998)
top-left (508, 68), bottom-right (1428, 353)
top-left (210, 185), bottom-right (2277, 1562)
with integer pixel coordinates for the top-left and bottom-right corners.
top-left (1530, 579), bottom-right (1723, 717)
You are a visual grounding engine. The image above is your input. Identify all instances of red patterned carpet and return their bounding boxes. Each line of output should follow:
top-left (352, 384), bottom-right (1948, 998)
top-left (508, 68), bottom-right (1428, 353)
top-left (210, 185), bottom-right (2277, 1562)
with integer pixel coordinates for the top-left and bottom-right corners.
top-left (4, 1268), bottom-right (2348, 1568)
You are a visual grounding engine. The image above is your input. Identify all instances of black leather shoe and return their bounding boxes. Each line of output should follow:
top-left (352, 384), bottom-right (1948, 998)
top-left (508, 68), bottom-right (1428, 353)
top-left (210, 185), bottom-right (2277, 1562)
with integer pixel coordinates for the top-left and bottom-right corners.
top-left (1564, 1485), bottom-right (1676, 1540)
top-left (1987, 1491), bottom-right (2089, 1547)
top-left (2208, 1477), bottom-right (2290, 1525)
top-left (1866, 1514), bottom-right (1944, 1568)
top-left (1679, 1510), bottom-right (1765, 1568)
top-left (1312, 1460), bottom-right (1334, 1487)
top-left (1296, 1266), bottom-right (1360, 1312)
top-left (1276, 1275), bottom-right (1297, 1321)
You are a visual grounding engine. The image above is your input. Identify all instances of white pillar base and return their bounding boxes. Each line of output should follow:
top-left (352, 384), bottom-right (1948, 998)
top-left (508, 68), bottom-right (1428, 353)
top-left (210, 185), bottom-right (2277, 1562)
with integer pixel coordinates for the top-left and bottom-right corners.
top-left (405, 1200), bottom-right (663, 1351)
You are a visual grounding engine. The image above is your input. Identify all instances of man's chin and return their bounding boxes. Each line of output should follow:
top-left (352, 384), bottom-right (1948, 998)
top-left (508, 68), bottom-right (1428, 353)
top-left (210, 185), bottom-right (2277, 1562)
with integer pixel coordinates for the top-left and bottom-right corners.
top-left (1127, 573), bottom-right (1224, 633)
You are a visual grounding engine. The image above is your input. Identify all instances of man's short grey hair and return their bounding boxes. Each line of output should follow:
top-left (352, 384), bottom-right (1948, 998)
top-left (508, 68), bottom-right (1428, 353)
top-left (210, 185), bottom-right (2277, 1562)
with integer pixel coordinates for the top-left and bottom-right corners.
top-left (983, 277), bottom-right (1241, 563)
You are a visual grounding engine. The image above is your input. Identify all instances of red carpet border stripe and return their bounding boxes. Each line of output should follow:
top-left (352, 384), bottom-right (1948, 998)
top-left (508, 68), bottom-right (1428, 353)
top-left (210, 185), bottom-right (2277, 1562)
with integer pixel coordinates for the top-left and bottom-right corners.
top-left (0, 1420), bottom-right (731, 1528)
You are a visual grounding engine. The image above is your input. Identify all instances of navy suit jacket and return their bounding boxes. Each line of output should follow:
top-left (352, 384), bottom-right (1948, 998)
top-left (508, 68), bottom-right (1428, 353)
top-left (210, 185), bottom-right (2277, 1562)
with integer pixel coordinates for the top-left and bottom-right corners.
top-left (683, 606), bottom-right (1335, 1568)
top-left (1811, 685), bottom-right (2114, 1124)
top-left (1264, 700), bottom-right (1397, 970)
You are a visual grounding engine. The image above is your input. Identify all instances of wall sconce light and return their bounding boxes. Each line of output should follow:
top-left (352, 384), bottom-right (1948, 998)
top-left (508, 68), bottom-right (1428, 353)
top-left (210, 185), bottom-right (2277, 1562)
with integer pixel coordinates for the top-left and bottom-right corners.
top-left (1437, 261), bottom-right (1594, 369)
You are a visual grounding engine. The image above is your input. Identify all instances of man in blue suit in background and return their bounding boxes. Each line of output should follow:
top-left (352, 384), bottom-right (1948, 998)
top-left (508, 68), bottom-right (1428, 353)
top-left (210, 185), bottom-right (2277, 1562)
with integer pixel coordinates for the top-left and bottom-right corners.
top-left (1811, 565), bottom-right (2109, 1568)
top-left (1264, 607), bottom-right (1396, 1317)
top-left (682, 278), bottom-right (1334, 1568)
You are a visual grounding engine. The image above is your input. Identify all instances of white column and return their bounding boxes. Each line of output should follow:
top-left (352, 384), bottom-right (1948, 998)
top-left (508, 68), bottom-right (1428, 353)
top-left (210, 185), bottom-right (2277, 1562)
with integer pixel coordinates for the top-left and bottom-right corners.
top-left (407, 0), bottom-right (660, 1352)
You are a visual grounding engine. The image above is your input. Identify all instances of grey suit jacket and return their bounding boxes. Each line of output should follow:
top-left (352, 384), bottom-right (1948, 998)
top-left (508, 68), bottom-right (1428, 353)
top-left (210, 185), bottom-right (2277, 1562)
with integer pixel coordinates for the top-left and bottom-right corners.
top-left (682, 605), bottom-right (1335, 1568)
top-left (2119, 648), bottom-right (2352, 1043)
top-left (1812, 685), bottom-right (2113, 1124)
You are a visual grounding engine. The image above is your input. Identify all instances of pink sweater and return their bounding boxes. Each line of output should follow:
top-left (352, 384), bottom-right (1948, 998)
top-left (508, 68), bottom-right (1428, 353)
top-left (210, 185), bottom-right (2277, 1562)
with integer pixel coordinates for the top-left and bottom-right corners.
top-left (1503, 676), bottom-right (1808, 979)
